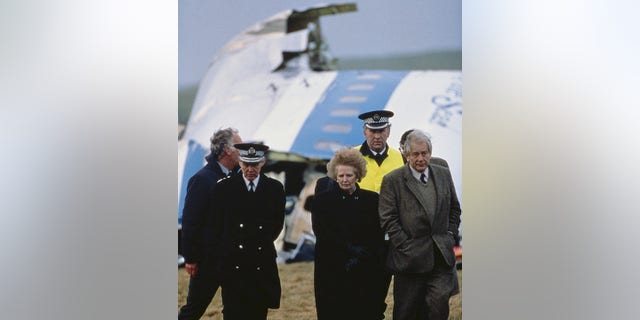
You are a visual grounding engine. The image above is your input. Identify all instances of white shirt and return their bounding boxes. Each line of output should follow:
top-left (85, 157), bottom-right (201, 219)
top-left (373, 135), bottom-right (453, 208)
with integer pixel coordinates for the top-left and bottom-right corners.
top-left (242, 175), bottom-right (260, 191)
top-left (371, 146), bottom-right (387, 157)
top-left (409, 165), bottom-right (429, 183)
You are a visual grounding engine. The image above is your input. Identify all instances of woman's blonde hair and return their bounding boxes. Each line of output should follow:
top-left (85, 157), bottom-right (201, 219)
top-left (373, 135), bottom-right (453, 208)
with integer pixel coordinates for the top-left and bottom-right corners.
top-left (326, 148), bottom-right (368, 181)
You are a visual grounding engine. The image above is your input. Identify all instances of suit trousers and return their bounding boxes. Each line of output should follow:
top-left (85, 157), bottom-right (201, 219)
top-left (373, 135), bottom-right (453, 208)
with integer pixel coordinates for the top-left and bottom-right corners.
top-left (221, 280), bottom-right (269, 320)
top-left (379, 240), bottom-right (392, 318)
top-left (222, 298), bottom-right (268, 320)
top-left (178, 262), bottom-right (221, 320)
top-left (392, 251), bottom-right (455, 320)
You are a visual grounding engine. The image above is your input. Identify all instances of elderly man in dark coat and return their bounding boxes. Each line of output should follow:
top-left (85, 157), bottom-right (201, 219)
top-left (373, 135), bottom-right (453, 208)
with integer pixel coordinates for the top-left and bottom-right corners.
top-left (212, 143), bottom-right (285, 320)
top-left (379, 130), bottom-right (461, 320)
top-left (179, 128), bottom-right (242, 320)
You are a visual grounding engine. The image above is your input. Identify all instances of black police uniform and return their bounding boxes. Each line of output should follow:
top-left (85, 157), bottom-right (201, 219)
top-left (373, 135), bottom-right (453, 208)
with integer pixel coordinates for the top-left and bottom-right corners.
top-left (213, 173), bottom-right (285, 320)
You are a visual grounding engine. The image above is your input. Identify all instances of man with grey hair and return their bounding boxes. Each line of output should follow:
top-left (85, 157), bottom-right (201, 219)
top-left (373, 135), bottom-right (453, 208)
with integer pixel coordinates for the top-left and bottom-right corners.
top-left (179, 128), bottom-right (242, 320)
top-left (379, 129), bottom-right (461, 320)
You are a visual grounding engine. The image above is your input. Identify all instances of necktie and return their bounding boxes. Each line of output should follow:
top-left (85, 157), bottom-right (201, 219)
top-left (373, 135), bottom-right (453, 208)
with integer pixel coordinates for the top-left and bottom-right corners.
top-left (420, 173), bottom-right (427, 184)
top-left (372, 152), bottom-right (385, 166)
top-left (249, 181), bottom-right (255, 192)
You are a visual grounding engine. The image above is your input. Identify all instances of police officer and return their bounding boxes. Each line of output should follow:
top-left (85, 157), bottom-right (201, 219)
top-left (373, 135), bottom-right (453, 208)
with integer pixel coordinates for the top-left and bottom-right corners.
top-left (354, 110), bottom-right (405, 318)
top-left (213, 143), bottom-right (285, 320)
top-left (356, 110), bottom-right (405, 193)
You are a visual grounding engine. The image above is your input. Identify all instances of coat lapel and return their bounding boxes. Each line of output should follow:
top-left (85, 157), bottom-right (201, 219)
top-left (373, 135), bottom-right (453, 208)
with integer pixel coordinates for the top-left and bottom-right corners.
top-left (429, 164), bottom-right (442, 222)
top-left (403, 166), bottom-right (434, 226)
top-left (231, 174), bottom-right (247, 193)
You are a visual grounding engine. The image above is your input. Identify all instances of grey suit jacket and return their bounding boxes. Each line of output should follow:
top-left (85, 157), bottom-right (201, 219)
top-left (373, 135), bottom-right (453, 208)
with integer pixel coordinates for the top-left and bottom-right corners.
top-left (379, 163), bottom-right (461, 274)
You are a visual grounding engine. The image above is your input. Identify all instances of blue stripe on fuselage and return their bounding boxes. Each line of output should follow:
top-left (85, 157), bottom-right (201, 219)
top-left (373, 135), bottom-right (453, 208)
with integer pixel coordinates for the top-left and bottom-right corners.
top-left (289, 70), bottom-right (409, 159)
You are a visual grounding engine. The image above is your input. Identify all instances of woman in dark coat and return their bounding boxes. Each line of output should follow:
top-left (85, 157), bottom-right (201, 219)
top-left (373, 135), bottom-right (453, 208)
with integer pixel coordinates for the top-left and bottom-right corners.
top-left (311, 148), bottom-right (386, 320)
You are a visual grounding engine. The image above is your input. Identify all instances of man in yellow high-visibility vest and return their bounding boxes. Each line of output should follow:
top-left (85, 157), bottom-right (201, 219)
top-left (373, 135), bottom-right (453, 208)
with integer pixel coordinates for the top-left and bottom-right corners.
top-left (355, 110), bottom-right (404, 193)
top-left (353, 109), bottom-right (404, 318)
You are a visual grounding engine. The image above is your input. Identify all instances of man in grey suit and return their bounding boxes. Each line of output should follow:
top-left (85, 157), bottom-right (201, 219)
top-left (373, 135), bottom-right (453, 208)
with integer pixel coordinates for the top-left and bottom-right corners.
top-left (379, 130), bottom-right (461, 320)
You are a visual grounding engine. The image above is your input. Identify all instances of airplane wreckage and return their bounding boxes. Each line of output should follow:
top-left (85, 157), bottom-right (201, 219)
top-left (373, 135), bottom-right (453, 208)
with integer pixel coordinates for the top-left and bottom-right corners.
top-left (178, 3), bottom-right (462, 267)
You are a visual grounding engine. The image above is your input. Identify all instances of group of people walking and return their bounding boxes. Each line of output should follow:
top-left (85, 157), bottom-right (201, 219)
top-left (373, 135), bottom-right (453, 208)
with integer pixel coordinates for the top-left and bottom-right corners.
top-left (178, 109), bottom-right (461, 320)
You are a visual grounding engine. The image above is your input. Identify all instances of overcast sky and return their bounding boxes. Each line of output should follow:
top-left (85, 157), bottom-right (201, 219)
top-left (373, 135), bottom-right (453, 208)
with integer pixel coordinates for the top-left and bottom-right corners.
top-left (179, 0), bottom-right (461, 89)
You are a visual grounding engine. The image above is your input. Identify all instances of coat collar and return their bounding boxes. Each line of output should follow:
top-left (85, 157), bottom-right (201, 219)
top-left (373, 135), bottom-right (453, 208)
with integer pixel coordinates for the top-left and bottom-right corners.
top-left (336, 183), bottom-right (361, 200)
top-left (205, 156), bottom-right (226, 177)
top-left (230, 173), bottom-right (267, 192)
top-left (359, 141), bottom-right (389, 166)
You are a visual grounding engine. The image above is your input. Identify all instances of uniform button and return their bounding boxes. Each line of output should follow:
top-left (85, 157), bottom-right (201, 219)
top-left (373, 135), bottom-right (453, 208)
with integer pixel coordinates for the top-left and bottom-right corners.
top-left (258, 246), bottom-right (262, 251)
top-left (238, 244), bottom-right (243, 249)
top-left (256, 267), bottom-right (261, 271)
top-left (258, 225), bottom-right (263, 230)
top-left (239, 224), bottom-right (243, 228)
top-left (235, 266), bottom-right (239, 270)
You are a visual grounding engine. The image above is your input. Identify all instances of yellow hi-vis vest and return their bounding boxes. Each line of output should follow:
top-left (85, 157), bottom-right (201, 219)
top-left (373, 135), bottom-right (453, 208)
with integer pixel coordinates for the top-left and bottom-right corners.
top-left (355, 146), bottom-right (404, 193)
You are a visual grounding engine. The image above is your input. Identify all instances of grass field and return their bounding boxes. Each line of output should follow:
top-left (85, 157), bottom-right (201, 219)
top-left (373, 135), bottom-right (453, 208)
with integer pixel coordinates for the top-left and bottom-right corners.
top-left (178, 261), bottom-right (462, 320)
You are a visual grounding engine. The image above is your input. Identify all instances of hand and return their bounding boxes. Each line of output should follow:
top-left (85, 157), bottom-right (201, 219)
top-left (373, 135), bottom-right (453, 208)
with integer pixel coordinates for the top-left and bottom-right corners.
top-left (185, 263), bottom-right (198, 277)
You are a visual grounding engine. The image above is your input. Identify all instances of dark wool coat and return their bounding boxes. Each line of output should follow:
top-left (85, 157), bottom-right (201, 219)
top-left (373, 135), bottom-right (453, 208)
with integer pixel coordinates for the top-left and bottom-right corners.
top-left (181, 157), bottom-right (227, 264)
top-left (311, 183), bottom-right (386, 320)
top-left (213, 173), bottom-right (285, 309)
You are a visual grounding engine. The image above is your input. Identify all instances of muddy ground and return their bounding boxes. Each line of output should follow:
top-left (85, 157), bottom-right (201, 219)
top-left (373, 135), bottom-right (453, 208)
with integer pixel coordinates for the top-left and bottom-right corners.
top-left (178, 261), bottom-right (462, 320)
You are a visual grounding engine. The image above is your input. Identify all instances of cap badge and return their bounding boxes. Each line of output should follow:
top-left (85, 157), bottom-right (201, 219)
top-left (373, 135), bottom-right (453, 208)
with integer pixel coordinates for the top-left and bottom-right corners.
top-left (248, 147), bottom-right (256, 156)
top-left (373, 113), bottom-right (381, 121)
